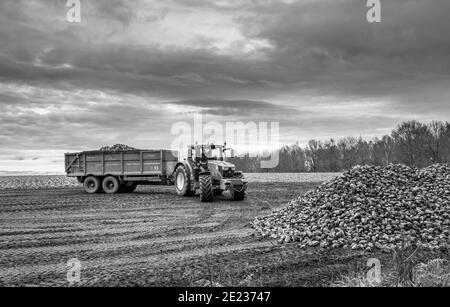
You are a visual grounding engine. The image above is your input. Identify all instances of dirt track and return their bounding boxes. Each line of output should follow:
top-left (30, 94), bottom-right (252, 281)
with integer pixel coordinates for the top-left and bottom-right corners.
top-left (3, 182), bottom-right (345, 286)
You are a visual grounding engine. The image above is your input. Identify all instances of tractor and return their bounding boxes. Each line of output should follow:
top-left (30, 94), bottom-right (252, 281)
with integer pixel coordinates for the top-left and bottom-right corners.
top-left (172, 144), bottom-right (248, 202)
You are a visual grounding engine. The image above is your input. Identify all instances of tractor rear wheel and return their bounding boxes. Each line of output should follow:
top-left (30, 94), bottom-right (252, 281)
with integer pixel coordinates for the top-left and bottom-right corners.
top-left (200, 174), bottom-right (213, 202)
top-left (84, 176), bottom-right (101, 194)
top-left (175, 166), bottom-right (195, 196)
top-left (102, 176), bottom-right (120, 194)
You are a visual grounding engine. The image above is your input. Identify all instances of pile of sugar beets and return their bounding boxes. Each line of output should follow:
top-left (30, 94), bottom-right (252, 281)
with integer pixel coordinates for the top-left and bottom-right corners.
top-left (99, 144), bottom-right (137, 151)
top-left (252, 164), bottom-right (450, 251)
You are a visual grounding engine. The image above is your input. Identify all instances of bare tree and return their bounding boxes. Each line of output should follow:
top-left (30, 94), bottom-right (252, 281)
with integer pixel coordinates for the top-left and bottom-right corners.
top-left (232, 120), bottom-right (450, 173)
top-left (427, 121), bottom-right (448, 163)
top-left (306, 139), bottom-right (320, 172)
top-left (338, 137), bottom-right (358, 169)
top-left (374, 135), bottom-right (395, 166)
top-left (391, 121), bottom-right (431, 167)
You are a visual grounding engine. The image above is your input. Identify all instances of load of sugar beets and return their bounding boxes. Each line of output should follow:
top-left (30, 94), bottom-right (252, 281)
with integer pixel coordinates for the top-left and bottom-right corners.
top-left (99, 144), bottom-right (137, 151)
top-left (252, 164), bottom-right (450, 251)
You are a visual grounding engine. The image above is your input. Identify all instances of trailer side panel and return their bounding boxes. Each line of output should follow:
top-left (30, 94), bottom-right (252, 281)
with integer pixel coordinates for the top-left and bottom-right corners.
top-left (65, 150), bottom-right (178, 178)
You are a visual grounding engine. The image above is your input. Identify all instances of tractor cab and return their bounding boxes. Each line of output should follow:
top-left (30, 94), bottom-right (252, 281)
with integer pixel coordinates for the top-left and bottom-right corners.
top-left (188, 144), bottom-right (232, 162)
top-left (188, 144), bottom-right (240, 178)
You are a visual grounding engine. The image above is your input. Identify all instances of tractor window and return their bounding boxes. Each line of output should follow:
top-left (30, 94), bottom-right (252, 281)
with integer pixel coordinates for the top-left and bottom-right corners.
top-left (203, 147), bottom-right (222, 160)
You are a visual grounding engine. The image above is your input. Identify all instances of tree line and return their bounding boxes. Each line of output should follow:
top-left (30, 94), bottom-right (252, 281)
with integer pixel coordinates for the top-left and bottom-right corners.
top-left (230, 121), bottom-right (450, 173)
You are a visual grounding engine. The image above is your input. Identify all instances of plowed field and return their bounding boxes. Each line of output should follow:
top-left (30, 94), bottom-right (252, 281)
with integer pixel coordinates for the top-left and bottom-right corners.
top-left (1, 175), bottom-right (427, 287)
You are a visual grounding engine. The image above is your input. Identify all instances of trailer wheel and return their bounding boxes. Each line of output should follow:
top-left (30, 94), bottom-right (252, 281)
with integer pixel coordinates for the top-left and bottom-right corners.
top-left (102, 176), bottom-right (120, 194)
top-left (200, 174), bottom-right (213, 203)
top-left (175, 166), bottom-right (195, 196)
top-left (84, 176), bottom-right (101, 194)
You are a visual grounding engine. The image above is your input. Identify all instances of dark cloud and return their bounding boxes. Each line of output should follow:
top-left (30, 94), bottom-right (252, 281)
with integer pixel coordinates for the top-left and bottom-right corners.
top-left (94, 0), bottom-right (136, 26)
top-left (1, 0), bottom-right (448, 103)
top-left (168, 99), bottom-right (302, 117)
top-left (236, 0), bottom-right (450, 100)
top-left (11, 156), bottom-right (26, 161)
top-left (0, 0), bottom-right (449, 173)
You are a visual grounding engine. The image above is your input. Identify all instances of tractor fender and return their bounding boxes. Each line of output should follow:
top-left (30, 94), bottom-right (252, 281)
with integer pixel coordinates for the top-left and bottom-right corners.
top-left (174, 161), bottom-right (195, 181)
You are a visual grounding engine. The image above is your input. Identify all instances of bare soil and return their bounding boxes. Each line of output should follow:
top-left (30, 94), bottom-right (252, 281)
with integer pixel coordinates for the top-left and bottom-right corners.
top-left (1, 182), bottom-right (443, 287)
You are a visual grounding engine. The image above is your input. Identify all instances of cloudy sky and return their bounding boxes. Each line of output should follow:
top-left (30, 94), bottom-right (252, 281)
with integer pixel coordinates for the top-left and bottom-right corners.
top-left (0, 0), bottom-right (449, 174)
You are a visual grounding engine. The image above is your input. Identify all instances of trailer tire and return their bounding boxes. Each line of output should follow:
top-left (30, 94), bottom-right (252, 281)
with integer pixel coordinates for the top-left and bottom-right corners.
top-left (175, 166), bottom-right (195, 196)
top-left (102, 176), bottom-right (120, 194)
top-left (200, 174), bottom-right (213, 203)
top-left (84, 176), bottom-right (101, 194)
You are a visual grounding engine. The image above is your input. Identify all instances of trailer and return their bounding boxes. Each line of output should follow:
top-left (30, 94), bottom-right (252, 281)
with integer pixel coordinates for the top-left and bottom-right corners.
top-left (65, 149), bottom-right (179, 194)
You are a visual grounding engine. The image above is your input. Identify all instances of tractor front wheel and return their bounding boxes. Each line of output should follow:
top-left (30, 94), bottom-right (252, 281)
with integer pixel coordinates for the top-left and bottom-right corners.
top-left (199, 174), bottom-right (213, 202)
